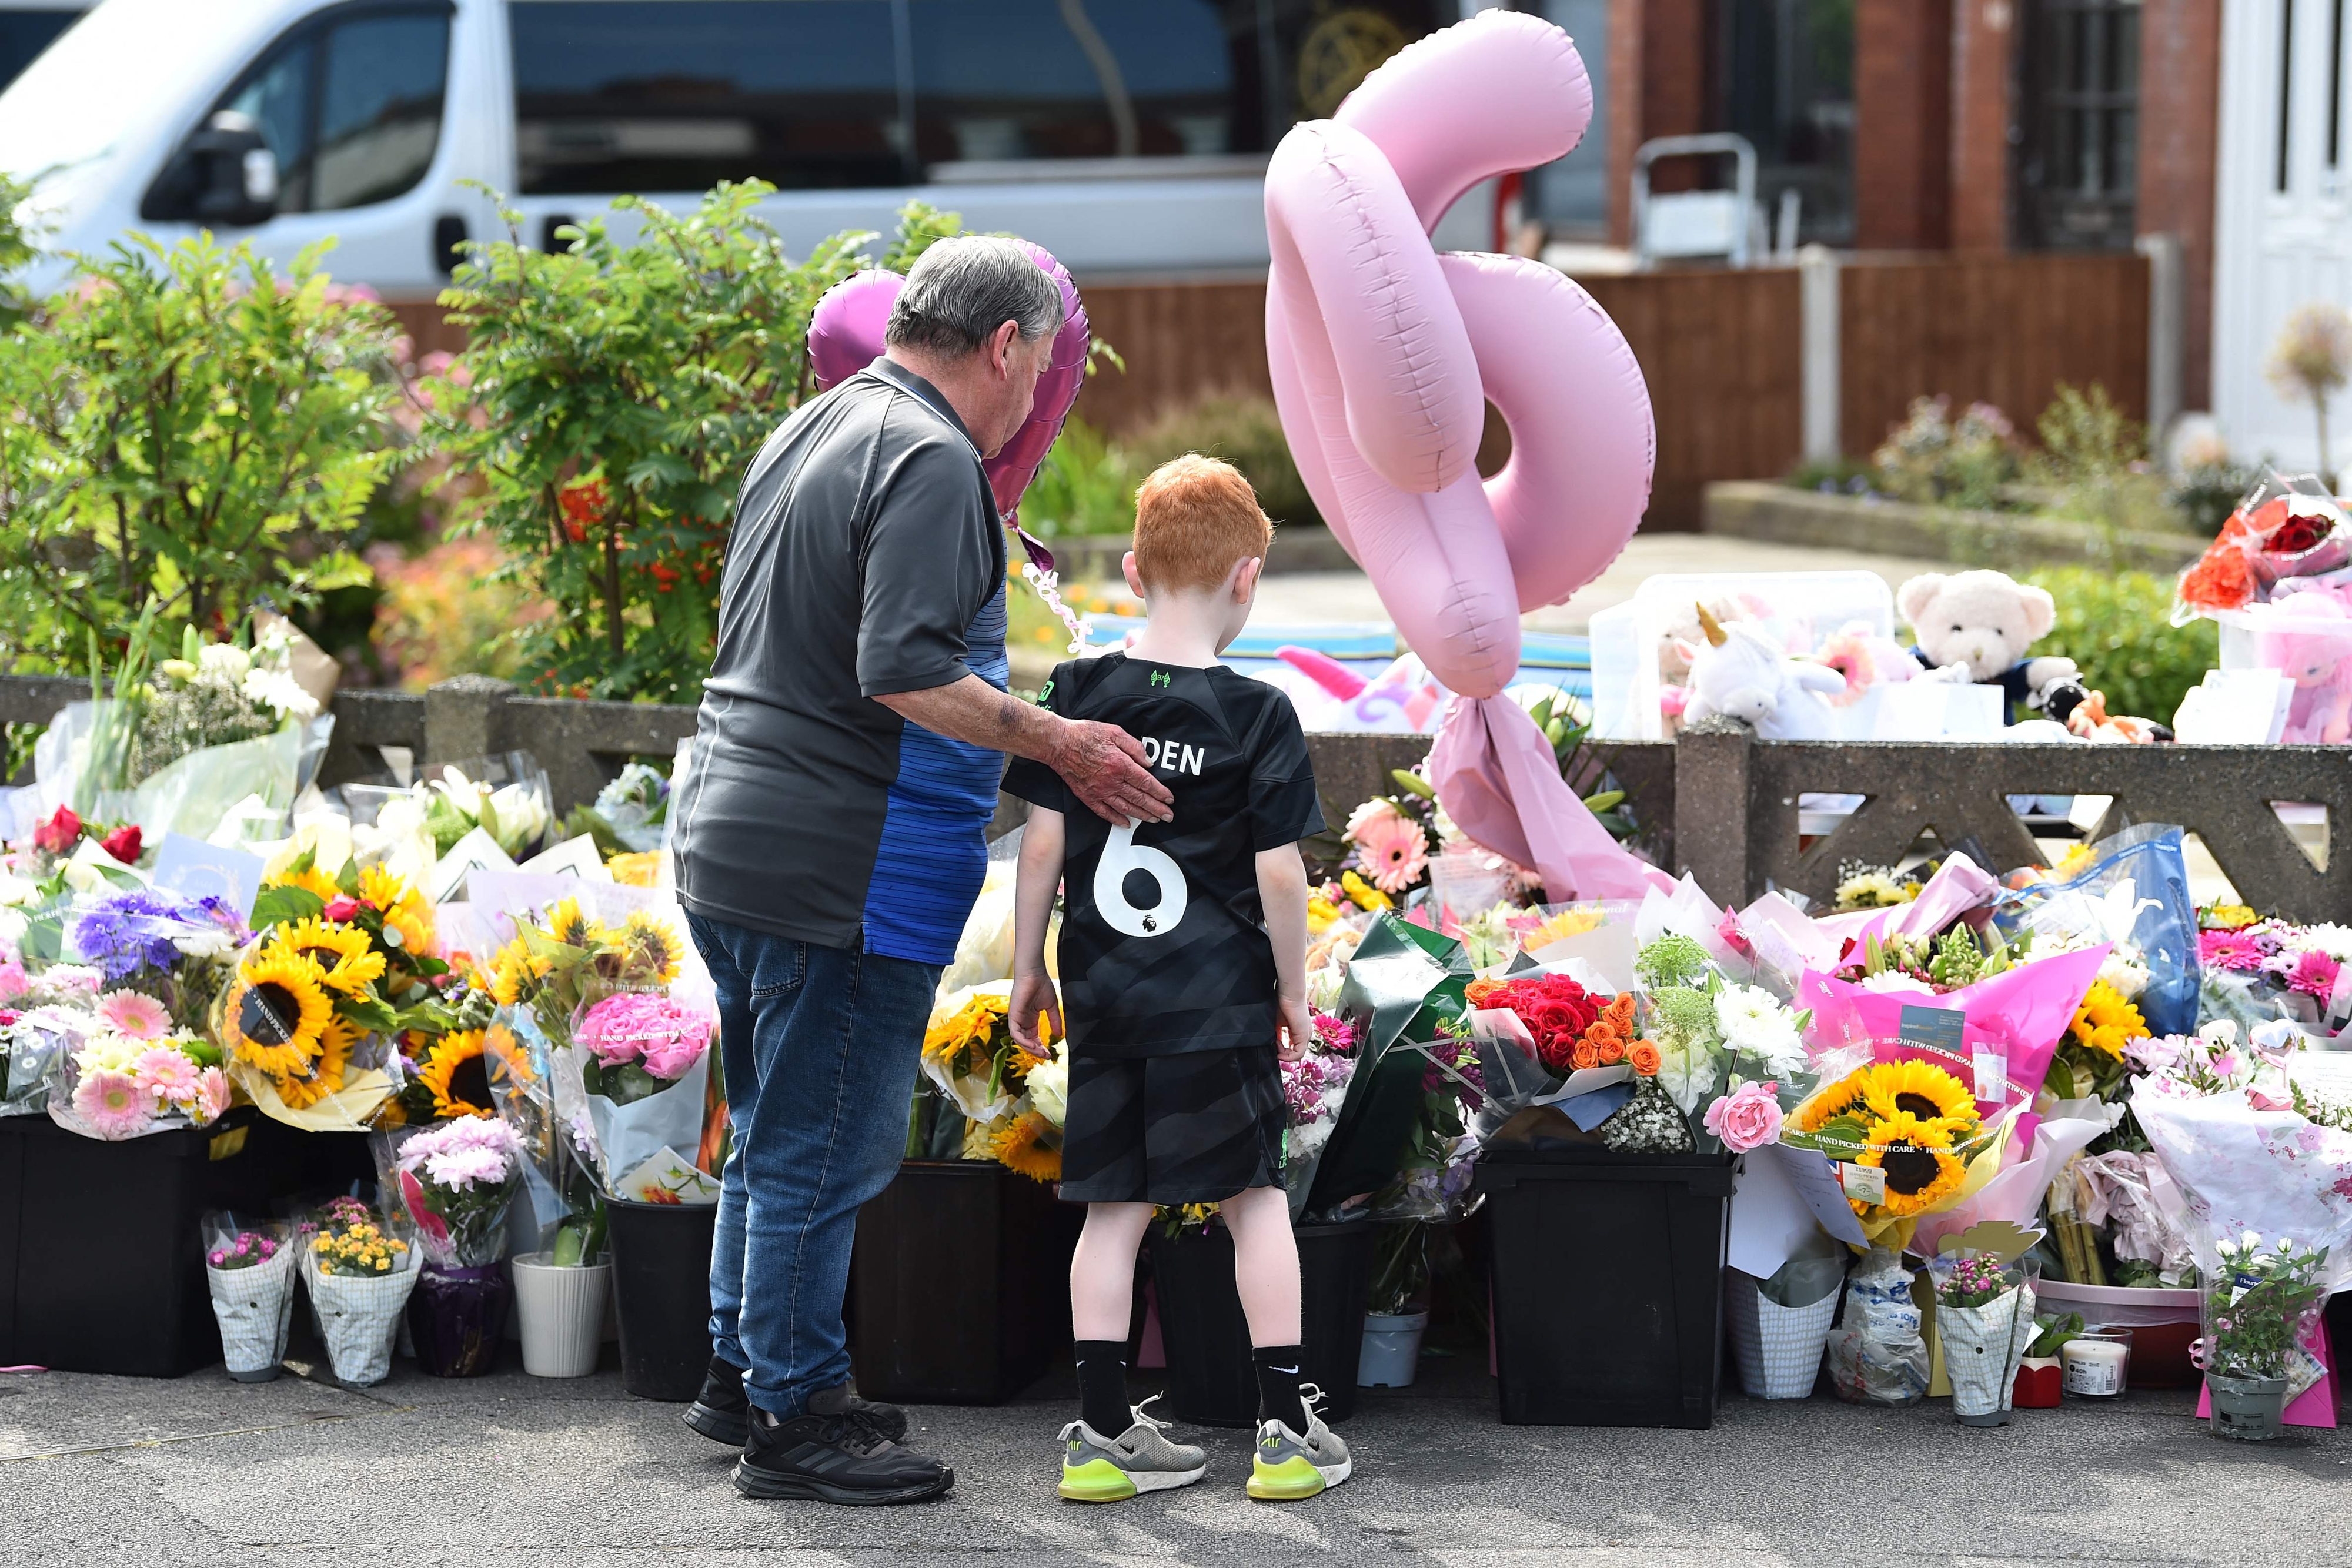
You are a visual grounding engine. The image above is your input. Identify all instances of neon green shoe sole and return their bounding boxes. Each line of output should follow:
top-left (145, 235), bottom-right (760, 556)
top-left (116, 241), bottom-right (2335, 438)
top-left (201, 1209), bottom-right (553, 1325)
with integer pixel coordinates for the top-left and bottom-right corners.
top-left (1060, 1458), bottom-right (1140, 1502)
top-left (1247, 1453), bottom-right (1345, 1501)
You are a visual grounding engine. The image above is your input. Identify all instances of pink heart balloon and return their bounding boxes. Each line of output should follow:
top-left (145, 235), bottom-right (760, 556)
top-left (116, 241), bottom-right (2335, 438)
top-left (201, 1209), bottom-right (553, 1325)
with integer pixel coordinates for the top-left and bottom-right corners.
top-left (806, 240), bottom-right (1091, 523)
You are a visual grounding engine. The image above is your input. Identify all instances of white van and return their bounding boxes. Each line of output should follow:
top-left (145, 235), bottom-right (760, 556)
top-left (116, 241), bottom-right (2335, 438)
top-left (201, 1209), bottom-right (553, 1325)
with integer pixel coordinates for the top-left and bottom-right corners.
top-left (1, 0), bottom-right (1488, 300)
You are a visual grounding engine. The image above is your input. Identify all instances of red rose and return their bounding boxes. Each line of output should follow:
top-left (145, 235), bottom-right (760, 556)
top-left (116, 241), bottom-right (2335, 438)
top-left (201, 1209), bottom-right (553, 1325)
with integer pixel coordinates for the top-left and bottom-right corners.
top-left (98, 825), bottom-right (141, 864)
top-left (323, 895), bottom-right (361, 922)
top-left (34, 805), bottom-right (81, 854)
top-left (2269, 511), bottom-right (2332, 555)
top-left (1536, 1001), bottom-right (1573, 1034)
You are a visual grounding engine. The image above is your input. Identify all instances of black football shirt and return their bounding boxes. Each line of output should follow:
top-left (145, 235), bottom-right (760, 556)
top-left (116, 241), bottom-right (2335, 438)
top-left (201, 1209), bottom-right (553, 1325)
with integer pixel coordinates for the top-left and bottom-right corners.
top-left (1001, 654), bottom-right (1324, 1058)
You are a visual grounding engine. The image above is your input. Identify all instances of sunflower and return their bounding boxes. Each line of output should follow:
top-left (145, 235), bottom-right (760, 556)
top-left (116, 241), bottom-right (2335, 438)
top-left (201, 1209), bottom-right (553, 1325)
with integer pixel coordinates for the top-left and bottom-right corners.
top-left (414, 1028), bottom-right (494, 1118)
top-left (489, 935), bottom-right (550, 1007)
top-left (225, 951), bottom-right (332, 1078)
top-left (274, 918), bottom-right (387, 995)
top-left (2070, 981), bottom-right (2148, 1061)
top-left (1795, 1068), bottom-right (1873, 1132)
top-left (378, 897), bottom-right (436, 962)
top-left (990, 1109), bottom-right (1061, 1183)
top-left (267, 864), bottom-right (341, 903)
top-left (1856, 1110), bottom-right (1968, 1216)
top-left (619, 908), bottom-right (683, 985)
top-left (356, 864), bottom-right (419, 914)
top-left (542, 895), bottom-right (606, 950)
top-left (275, 1017), bottom-right (358, 1111)
top-left (1857, 1059), bottom-right (1978, 1126)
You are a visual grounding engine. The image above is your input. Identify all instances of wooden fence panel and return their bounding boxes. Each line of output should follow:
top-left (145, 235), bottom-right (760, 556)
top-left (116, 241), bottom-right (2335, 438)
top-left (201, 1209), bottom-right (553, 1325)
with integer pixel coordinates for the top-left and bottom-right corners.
top-left (1073, 280), bottom-right (1276, 436)
top-left (1838, 252), bottom-right (2149, 458)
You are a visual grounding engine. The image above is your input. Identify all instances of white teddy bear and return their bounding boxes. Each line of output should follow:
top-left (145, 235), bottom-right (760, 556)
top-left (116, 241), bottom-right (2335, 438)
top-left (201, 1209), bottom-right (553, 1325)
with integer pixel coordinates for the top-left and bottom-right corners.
top-left (1897, 570), bottom-right (2081, 719)
top-left (1676, 604), bottom-right (1847, 738)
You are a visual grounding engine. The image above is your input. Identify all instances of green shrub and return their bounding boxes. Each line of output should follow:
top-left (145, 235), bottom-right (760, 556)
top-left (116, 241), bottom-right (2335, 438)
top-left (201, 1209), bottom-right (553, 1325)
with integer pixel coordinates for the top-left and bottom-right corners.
top-left (427, 185), bottom-right (955, 702)
top-left (2024, 567), bottom-right (2216, 724)
top-left (1019, 416), bottom-right (1137, 538)
top-left (1127, 393), bottom-right (1322, 529)
top-left (1785, 454), bottom-right (1884, 496)
top-left (1872, 395), bottom-right (2020, 511)
top-left (0, 234), bottom-right (402, 674)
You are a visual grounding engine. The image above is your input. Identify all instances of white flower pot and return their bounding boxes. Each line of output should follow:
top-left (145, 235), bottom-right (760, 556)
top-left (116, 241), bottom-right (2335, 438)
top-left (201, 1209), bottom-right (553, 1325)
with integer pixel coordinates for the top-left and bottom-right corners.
top-left (1725, 1269), bottom-right (1839, 1400)
top-left (303, 1248), bottom-right (421, 1388)
top-left (1357, 1310), bottom-right (1428, 1388)
top-left (206, 1246), bottom-right (297, 1382)
top-left (512, 1251), bottom-right (611, 1378)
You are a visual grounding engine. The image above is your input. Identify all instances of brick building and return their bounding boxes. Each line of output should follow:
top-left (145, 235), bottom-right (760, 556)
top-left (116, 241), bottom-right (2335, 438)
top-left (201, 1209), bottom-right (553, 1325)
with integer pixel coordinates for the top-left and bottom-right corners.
top-left (1517, 0), bottom-right (2222, 413)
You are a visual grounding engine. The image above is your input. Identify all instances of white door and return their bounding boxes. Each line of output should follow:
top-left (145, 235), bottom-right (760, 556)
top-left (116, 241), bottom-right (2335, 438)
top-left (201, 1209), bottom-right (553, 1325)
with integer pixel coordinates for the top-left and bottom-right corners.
top-left (2214, 0), bottom-right (2352, 469)
top-left (173, 0), bottom-right (505, 297)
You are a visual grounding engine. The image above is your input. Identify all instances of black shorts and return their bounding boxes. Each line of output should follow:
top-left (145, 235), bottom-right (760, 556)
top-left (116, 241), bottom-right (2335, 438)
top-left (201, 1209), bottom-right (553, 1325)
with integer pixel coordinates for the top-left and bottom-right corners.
top-left (1058, 1047), bottom-right (1286, 1206)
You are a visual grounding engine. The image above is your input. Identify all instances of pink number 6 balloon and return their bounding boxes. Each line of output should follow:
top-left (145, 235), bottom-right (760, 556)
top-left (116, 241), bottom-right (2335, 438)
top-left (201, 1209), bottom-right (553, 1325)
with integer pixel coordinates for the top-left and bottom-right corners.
top-left (806, 238), bottom-right (1093, 525)
top-left (1267, 11), bottom-right (1668, 898)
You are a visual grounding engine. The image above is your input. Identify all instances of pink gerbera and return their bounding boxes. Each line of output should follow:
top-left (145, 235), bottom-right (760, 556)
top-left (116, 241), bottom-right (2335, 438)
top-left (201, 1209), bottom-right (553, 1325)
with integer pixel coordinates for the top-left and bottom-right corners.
top-left (0, 958), bottom-right (26, 1004)
top-left (73, 1068), bottom-right (152, 1139)
top-left (2287, 948), bottom-right (2342, 999)
top-left (133, 1045), bottom-right (201, 1105)
top-left (193, 1066), bottom-right (232, 1125)
top-left (97, 989), bottom-right (171, 1041)
top-left (2199, 930), bottom-right (2266, 972)
top-left (1352, 813), bottom-right (1429, 894)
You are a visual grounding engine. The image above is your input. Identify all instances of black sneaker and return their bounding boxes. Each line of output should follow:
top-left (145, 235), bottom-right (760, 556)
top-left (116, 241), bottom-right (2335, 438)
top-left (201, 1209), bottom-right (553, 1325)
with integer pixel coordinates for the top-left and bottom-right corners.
top-left (688, 1362), bottom-right (911, 1449)
top-left (684, 1354), bottom-right (751, 1447)
top-left (733, 1400), bottom-right (953, 1506)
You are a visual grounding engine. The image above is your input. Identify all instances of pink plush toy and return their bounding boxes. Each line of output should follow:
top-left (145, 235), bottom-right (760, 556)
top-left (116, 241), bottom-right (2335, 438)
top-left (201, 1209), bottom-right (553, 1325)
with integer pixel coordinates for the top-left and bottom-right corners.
top-left (2260, 593), bottom-right (2352, 743)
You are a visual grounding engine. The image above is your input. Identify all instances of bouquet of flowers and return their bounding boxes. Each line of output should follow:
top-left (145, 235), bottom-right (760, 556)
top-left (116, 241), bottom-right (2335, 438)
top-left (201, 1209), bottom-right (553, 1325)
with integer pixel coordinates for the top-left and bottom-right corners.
top-left (1279, 1010), bottom-right (1359, 1219)
top-left (1783, 1055), bottom-right (2006, 1246)
top-left (569, 761), bottom-right (671, 854)
top-left (918, 982), bottom-right (1063, 1182)
top-left (215, 855), bottom-right (443, 1126)
top-left (47, 1005), bottom-right (231, 1140)
top-left (36, 617), bottom-right (330, 844)
top-left (12, 805), bottom-right (148, 887)
top-left (387, 1116), bottom-right (526, 1376)
top-left (2194, 904), bottom-right (2352, 1037)
top-left (2174, 469), bottom-right (2351, 618)
top-left (1461, 969), bottom-right (1685, 1152)
top-left (300, 1200), bottom-right (419, 1388)
top-left (2197, 1231), bottom-right (2330, 1392)
top-left (1927, 1249), bottom-right (2039, 1425)
top-left (418, 756), bottom-right (553, 860)
top-left (1997, 826), bottom-right (2199, 1037)
top-left (201, 1213), bottom-right (296, 1382)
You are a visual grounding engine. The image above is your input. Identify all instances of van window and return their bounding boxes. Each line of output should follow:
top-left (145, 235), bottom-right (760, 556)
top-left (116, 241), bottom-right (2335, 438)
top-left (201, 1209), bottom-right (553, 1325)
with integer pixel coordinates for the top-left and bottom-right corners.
top-left (511, 1), bottom-right (908, 195)
top-left (0, 8), bottom-right (82, 96)
top-left (143, 3), bottom-right (450, 222)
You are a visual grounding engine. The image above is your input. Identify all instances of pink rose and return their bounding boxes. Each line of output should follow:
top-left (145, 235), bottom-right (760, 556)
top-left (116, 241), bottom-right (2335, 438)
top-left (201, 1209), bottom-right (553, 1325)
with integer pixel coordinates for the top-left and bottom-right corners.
top-left (1703, 1079), bottom-right (1784, 1152)
top-left (0, 959), bottom-right (26, 1004)
top-left (578, 991), bottom-right (710, 1079)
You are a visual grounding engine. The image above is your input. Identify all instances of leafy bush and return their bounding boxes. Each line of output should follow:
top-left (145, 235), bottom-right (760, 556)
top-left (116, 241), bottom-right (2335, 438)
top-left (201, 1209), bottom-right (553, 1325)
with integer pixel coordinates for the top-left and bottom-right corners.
top-left (2024, 567), bottom-right (2217, 724)
top-left (1128, 393), bottom-right (1322, 529)
top-left (1018, 416), bottom-right (1136, 538)
top-left (1785, 454), bottom-right (1885, 496)
top-left (426, 183), bottom-right (957, 701)
top-left (369, 536), bottom-right (553, 689)
top-left (0, 235), bottom-right (404, 674)
top-left (0, 170), bottom-right (34, 329)
top-left (1872, 395), bottom-right (2020, 510)
top-left (2167, 459), bottom-right (2258, 537)
top-left (2028, 382), bottom-right (2185, 540)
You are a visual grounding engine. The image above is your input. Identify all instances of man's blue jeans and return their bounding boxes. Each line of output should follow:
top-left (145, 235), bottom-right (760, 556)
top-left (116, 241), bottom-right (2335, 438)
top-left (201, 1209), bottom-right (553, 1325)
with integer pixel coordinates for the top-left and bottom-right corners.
top-left (686, 912), bottom-right (936, 1419)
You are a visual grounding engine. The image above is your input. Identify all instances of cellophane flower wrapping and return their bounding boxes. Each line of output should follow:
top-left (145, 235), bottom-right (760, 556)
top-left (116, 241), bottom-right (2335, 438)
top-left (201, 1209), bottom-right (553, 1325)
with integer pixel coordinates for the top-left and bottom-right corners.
top-left (379, 1118), bottom-right (527, 1268)
top-left (201, 1213), bottom-right (295, 1377)
top-left (1928, 1251), bottom-right (2039, 1417)
top-left (2173, 469), bottom-right (2350, 619)
top-left (1825, 1246), bottom-right (1930, 1405)
top-left (298, 1199), bottom-right (420, 1387)
top-left (1281, 1011), bottom-right (1358, 1221)
top-left (1996, 825), bottom-right (2199, 1037)
top-left (2193, 1226), bottom-right (2331, 1393)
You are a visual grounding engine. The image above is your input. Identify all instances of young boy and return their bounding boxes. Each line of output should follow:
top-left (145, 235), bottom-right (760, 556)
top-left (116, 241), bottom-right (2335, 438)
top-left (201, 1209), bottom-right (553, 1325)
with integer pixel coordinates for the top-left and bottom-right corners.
top-left (1004, 454), bottom-right (1349, 1505)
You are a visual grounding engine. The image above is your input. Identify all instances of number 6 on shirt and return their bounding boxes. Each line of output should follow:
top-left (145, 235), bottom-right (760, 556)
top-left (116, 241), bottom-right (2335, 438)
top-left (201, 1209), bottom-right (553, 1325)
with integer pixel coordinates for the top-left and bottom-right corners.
top-left (1094, 820), bottom-right (1188, 938)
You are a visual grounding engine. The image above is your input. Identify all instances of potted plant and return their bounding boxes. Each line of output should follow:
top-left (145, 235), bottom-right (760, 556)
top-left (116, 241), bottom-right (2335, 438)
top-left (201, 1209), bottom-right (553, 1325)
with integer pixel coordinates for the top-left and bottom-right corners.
top-left (391, 1116), bottom-right (529, 1377)
top-left (2200, 1232), bottom-right (2329, 1440)
top-left (1928, 1251), bottom-right (2038, 1427)
top-left (202, 1216), bottom-right (295, 1382)
top-left (2013, 1312), bottom-right (2080, 1408)
top-left (1358, 1222), bottom-right (1429, 1389)
top-left (300, 1203), bottom-right (419, 1388)
top-left (512, 1165), bottom-right (611, 1378)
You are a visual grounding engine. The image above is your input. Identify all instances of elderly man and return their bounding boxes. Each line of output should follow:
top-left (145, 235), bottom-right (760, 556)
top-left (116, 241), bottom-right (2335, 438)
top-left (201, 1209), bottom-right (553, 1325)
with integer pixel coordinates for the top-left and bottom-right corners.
top-left (671, 237), bottom-right (1171, 1506)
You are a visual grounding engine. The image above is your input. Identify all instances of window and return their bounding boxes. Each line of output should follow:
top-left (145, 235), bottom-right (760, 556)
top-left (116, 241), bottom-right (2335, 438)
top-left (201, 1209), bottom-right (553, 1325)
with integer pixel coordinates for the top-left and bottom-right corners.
top-left (142, 2), bottom-right (450, 222)
top-left (0, 8), bottom-right (82, 96)
top-left (1712, 0), bottom-right (1856, 247)
top-left (510, 1), bottom-right (908, 195)
top-left (2018, 0), bottom-right (2141, 249)
top-left (509, 0), bottom-right (1441, 191)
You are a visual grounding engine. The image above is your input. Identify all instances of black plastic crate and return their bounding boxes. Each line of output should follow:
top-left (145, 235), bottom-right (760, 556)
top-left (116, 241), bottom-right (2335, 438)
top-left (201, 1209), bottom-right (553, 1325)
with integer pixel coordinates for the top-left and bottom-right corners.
top-left (1476, 1148), bottom-right (1737, 1429)
top-left (1145, 1219), bottom-right (1375, 1427)
top-left (849, 1160), bottom-right (1081, 1404)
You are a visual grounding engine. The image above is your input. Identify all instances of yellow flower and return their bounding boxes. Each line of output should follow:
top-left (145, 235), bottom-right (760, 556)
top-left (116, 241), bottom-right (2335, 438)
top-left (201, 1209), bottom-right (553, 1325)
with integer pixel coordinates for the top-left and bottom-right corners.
top-left (1855, 1111), bottom-right (1967, 1216)
top-left (608, 851), bottom-right (660, 887)
top-left (543, 895), bottom-right (606, 950)
top-left (1521, 905), bottom-right (1605, 950)
top-left (275, 1017), bottom-right (358, 1111)
top-left (274, 918), bottom-right (387, 995)
top-left (356, 864), bottom-right (419, 913)
top-left (1307, 894), bottom-right (1341, 935)
top-left (415, 1028), bottom-right (494, 1118)
top-left (223, 950), bottom-right (332, 1078)
top-left (1340, 871), bottom-right (1390, 911)
top-left (1857, 1059), bottom-right (1977, 1126)
top-left (619, 908), bottom-right (683, 985)
top-left (2070, 981), bottom-right (2149, 1060)
top-left (379, 898), bottom-right (436, 962)
top-left (267, 864), bottom-right (340, 903)
top-left (489, 935), bottom-right (550, 1007)
top-left (2202, 902), bottom-right (2259, 931)
top-left (990, 1109), bottom-right (1061, 1183)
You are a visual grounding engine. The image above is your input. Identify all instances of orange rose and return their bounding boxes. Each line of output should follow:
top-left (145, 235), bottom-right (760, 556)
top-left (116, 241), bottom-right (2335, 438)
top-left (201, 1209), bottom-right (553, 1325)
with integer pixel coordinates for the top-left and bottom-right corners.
top-left (1596, 1033), bottom-right (1625, 1066)
top-left (1465, 978), bottom-right (1505, 1005)
top-left (1571, 1037), bottom-right (1601, 1071)
top-left (1628, 1039), bottom-right (1662, 1076)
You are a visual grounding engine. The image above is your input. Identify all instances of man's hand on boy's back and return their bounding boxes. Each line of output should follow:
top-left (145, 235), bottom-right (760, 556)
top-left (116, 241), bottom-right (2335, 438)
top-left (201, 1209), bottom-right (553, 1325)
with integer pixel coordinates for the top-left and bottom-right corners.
top-left (1048, 717), bottom-right (1174, 824)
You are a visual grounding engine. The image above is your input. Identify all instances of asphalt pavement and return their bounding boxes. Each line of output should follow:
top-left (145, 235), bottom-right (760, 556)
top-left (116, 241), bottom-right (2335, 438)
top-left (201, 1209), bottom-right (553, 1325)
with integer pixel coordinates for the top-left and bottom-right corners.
top-left (3, 1348), bottom-right (2344, 1567)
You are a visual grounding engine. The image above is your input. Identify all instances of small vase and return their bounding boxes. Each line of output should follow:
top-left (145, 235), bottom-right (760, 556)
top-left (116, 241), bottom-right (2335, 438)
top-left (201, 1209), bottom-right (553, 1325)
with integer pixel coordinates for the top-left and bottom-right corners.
top-left (2207, 1373), bottom-right (2291, 1441)
top-left (512, 1252), bottom-right (610, 1378)
top-left (1357, 1310), bottom-right (1428, 1389)
top-left (206, 1246), bottom-right (298, 1382)
top-left (408, 1263), bottom-right (513, 1378)
top-left (2012, 1356), bottom-right (2063, 1409)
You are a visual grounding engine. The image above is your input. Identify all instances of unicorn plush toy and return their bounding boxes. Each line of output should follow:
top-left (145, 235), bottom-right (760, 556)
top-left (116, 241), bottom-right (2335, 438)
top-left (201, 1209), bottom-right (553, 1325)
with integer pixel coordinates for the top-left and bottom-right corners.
top-left (1676, 604), bottom-right (1847, 738)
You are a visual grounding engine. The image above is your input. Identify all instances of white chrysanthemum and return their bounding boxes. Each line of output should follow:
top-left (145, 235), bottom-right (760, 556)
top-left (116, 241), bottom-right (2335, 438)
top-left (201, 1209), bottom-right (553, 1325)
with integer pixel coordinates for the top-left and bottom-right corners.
top-left (198, 641), bottom-right (252, 682)
top-left (1714, 984), bottom-right (1806, 1075)
top-left (2292, 922), bottom-right (2352, 962)
top-left (1860, 969), bottom-right (1936, 995)
top-left (2096, 953), bottom-right (2150, 999)
top-left (171, 927), bottom-right (234, 960)
top-left (242, 666), bottom-right (318, 721)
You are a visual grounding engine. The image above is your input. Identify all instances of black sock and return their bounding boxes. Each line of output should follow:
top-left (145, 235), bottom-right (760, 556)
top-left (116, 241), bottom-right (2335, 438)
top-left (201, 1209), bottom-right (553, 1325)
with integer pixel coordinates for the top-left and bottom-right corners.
top-left (1073, 1340), bottom-right (1131, 1436)
top-left (1253, 1344), bottom-right (1308, 1432)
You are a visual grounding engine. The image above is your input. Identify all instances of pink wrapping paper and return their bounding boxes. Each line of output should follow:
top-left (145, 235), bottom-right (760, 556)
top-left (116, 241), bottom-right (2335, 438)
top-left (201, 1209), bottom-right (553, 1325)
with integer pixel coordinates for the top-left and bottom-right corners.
top-left (1806, 852), bottom-right (2000, 951)
top-left (2194, 1323), bottom-right (2340, 1429)
top-left (1426, 696), bottom-right (1673, 902)
top-left (1796, 944), bottom-right (2111, 1111)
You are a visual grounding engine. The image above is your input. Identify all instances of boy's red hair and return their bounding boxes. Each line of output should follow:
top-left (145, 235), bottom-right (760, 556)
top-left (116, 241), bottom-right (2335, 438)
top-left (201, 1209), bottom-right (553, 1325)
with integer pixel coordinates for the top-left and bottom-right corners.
top-left (1131, 453), bottom-right (1272, 595)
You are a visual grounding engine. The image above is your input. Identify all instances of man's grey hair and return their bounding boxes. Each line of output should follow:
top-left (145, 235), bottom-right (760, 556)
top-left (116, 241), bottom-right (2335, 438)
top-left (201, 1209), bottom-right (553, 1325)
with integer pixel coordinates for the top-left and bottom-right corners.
top-left (884, 236), bottom-right (1065, 357)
